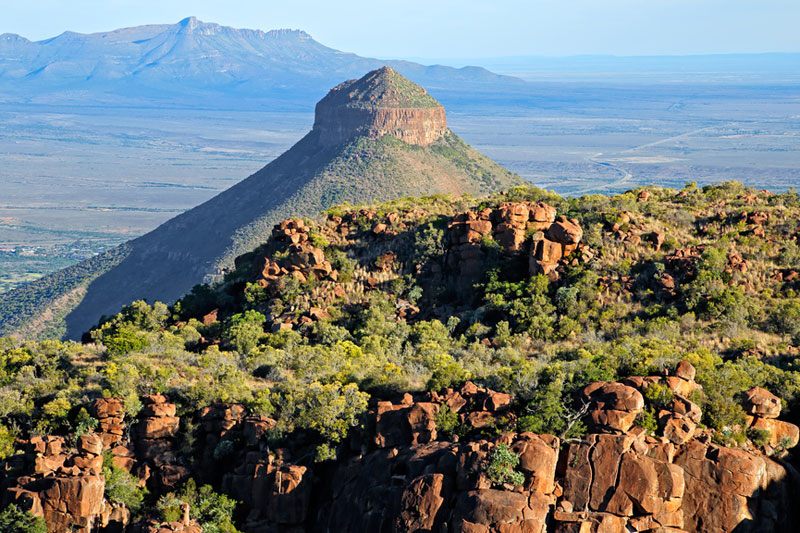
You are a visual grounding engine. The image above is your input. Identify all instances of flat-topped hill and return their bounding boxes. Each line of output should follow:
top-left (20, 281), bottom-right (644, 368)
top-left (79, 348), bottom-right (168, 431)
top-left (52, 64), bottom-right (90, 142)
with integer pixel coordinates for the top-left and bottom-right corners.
top-left (313, 66), bottom-right (448, 147)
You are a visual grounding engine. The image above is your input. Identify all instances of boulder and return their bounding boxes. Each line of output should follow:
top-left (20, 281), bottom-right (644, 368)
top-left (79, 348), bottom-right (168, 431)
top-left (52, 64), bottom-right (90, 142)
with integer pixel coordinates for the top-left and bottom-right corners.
top-left (138, 417), bottom-right (180, 439)
top-left (512, 433), bottom-right (559, 494)
top-left (582, 382), bottom-right (644, 433)
top-left (747, 416), bottom-right (800, 449)
top-left (674, 361), bottom-right (696, 382)
top-left (547, 217), bottom-right (583, 245)
top-left (743, 387), bottom-right (782, 418)
top-left (77, 434), bottom-right (104, 456)
top-left (396, 474), bottom-right (447, 532)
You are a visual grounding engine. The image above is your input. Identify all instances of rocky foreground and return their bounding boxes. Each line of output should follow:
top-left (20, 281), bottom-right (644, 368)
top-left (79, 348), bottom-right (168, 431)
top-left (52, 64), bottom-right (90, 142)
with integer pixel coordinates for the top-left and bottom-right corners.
top-left (2, 361), bottom-right (798, 532)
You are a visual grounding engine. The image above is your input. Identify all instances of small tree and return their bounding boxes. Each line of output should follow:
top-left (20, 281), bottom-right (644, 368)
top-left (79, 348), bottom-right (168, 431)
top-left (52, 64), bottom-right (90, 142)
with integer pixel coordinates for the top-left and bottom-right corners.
top-left (102, 451), bottom-right (146, 514)
top-left (0, 504), bottom-right (48, 533)
top-left (485, 443), bottom-right (525, 487)
top-left (223, 311), bottom-right (265, 355)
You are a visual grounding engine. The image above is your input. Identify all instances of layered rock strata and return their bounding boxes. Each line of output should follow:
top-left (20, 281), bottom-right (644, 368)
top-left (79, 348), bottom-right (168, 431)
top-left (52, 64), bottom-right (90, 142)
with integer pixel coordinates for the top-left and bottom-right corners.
top-left (313, 66), bottom-right (448, 147)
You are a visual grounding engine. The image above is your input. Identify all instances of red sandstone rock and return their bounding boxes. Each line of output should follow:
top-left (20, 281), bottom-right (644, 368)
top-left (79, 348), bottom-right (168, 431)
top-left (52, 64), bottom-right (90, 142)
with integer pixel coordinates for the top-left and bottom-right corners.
top-left (77, 434), bottom-right (103, 456)
top-left (89, 397), bottom-right (125, 419)
top-left (139, 417), bottom-right (180, 439)
top-left (747, 416), bottom-right (800, 448)
top-left (396, 473), bottom-right (447, 532)
top-left (512, 433), bottom-right (559, 495)
top-left (142, 402), bottom-right (177, 418)
top-left (674, 361), bottom-right (696, 381)
top-left (582, 382), bottom-right (644, 433)
top-left (547, 217), bottom-right (583, 245)
top-left (742, 387), bottom-right (782, 418)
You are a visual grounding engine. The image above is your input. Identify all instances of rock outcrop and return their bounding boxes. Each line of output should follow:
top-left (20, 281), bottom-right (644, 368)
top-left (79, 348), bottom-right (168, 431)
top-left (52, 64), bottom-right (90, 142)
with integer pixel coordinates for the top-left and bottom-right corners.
top-left (313, 66), bottom-right (448, 147)
top-left (1, 434), bottom-right (125, 532)
top-left (3, 367), bottom-right (799, 532)
top-left (447, 201), bottom-right (590, 287)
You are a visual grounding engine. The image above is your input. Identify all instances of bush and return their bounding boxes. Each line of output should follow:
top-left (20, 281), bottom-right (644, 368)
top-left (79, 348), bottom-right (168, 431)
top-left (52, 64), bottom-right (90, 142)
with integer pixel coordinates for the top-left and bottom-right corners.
top-left (0, 423), bottom-right (17, 460)
top-left (158, 479), bottom-right (240, 533)
top-left (485, 443), bottom-right (525, 487)
top-left (634, 408), bottom-right (659, 435)
top-left (223, 311), bottom-right (265, 355)
top-left (434, 404), bottom-right (463, 438)
top-left (748, 427), bottom-right (771, 447)
top-left (0, 504), bottom-right (47, 533)
top-left (102, 451), bottom-right (146, 514)
top-left (643, 383), bottom-right (674, 411)
top-left (101, 327), bottom-right (149, 355)
top-left (278, 381), bottom-right (369, 459)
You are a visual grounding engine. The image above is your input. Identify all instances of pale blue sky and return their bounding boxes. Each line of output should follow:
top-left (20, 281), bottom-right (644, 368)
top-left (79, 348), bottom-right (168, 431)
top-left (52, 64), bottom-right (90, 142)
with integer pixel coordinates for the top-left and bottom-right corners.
top-left (3, 0), bottom-right (799, 58)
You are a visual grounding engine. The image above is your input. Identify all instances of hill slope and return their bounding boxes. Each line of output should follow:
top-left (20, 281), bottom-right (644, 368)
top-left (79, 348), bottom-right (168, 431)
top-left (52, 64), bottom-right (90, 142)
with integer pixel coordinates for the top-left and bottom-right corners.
top-left (0, 68), bottom-right (523, 340)
top-left (1, 182), bottom-right (799, 532)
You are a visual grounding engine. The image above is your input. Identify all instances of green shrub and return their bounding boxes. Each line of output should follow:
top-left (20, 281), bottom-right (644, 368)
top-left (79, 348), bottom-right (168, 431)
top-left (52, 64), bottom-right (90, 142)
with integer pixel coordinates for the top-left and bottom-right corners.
top-left (748, 427), bottom-right (771, 447)
top-left (433, 404), bottom-right (463, 438)
top-left (158, 479), bottom-right (240, 533)
top-left (0, 504), bottom-right (47, 533)
top-left (101, 327), bottom-right (149, 355)
top-left (0, 423), bottom-right (17, 460)
top-left (634, 408), bottom-right (659, 435)
top-left (278, 381), bottom-right (369, 453)
top-left (485, 443), bottom-right (525, 487)
top-left (102, 451), bottom-right (146, 514)
top-left (643, 383), bottom-right (674, 411)
top-left (223, 311), bottom-right (265, 355)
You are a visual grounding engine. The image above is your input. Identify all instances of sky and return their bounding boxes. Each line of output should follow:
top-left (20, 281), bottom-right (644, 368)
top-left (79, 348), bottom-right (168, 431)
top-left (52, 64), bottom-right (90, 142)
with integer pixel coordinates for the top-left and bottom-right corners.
top-left (3, 0), bottom-right (800, 58)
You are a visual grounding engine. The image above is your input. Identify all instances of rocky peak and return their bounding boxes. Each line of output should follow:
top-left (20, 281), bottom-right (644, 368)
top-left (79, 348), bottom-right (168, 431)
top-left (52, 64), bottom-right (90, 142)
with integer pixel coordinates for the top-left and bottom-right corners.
top-left (313, 66), bottom-right (448, 147)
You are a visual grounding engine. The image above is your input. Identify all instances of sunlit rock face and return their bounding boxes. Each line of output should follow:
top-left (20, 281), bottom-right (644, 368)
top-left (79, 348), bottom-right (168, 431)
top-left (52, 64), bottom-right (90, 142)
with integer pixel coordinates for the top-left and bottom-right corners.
top-left (313, 66), bottom-right (448, 147)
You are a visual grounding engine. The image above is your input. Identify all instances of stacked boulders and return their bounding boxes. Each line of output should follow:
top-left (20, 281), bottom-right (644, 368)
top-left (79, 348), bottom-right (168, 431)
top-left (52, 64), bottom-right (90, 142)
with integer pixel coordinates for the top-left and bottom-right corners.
top-left (447, 208), bottom-right (494, 284)
top-left (135, 395), bottom-right (188, 492)
top-left (253, 220), bottom-right (338, 307)
top-left (727, 249), bottom-right (749, 273)
top-left (494, 201), bottom-right (555, 251)
top-left (665, 246), bottom-right (704, 281)
top-left (620, 361), bottom-right (704, 445)
top-left (88, 397), bottom-right (137, 474)
top-left (743, 387), bottom-right (800, 450)
top-left (374, 382), bottom-right (513, 449)
top-left (447, 201), bottom-right (585, 285)
top-left (199, 403), bottom-right (246, 444)
top-left (88, 397), bottom-right (125, 448)
top-left (315, 377), bottom-right (797, 532)
top-left (207, 406), bottom-right (310, 531)
top-left (556, 432), bottom-right (686, 532)
top-left (530, 215), bottom-right (584, 280)
top-left (2, 433), bottom-right (117, 532)
top-left (744, 211), bottom-right (769, 226)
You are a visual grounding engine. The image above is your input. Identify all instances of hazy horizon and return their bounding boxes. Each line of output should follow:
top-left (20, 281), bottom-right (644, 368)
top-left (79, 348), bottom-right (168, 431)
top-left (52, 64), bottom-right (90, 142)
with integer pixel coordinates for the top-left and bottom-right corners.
top-left (4, 1), bottom-right (800, 58)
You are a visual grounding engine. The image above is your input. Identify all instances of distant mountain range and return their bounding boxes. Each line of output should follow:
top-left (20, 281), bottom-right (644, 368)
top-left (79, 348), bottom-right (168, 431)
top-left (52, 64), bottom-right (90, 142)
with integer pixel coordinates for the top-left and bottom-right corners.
top-left (0, 16), bottom-right (525, 108)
